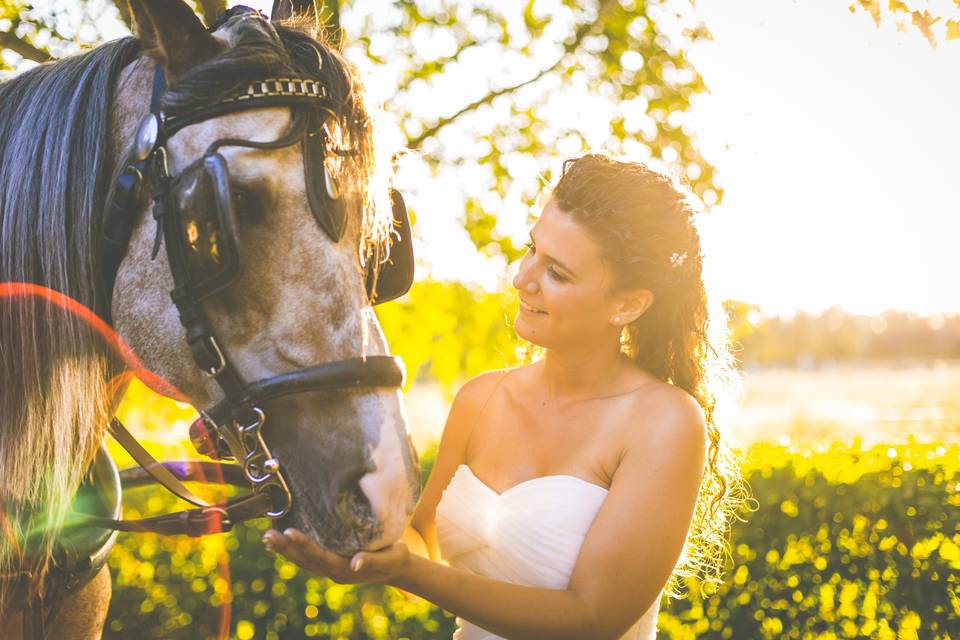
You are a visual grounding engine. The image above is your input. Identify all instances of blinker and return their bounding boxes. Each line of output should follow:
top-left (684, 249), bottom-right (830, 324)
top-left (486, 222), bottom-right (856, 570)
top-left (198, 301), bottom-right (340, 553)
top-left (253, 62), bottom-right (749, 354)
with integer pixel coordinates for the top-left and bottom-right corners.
top-left (134, 113), bottom-right (160, 162)
top-left (323, 165), bottom-right (340, 200)
top-left (304, 111), bottom-right (347, 241)
top-left (170, 153), bottom-right (242, 299)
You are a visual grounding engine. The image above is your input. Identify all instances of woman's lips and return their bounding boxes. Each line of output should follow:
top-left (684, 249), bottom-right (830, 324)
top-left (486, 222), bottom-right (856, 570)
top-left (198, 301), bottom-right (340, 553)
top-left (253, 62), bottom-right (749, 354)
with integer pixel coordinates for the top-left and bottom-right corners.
top-left (519, 299), bottom-right (547, 314)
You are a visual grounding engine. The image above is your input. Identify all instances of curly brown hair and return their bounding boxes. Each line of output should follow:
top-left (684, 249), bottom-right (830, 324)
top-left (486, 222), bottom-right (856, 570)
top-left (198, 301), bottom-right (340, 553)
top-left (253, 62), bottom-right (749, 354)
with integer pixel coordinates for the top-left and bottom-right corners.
top-left (551, 153), bottom-right (752, 597)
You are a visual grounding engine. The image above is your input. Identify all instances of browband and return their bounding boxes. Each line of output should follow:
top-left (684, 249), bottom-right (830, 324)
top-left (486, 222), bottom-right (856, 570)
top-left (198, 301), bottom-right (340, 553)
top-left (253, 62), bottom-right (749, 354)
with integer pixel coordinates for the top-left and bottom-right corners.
top-left (162, 77), bottom-right (334, 137)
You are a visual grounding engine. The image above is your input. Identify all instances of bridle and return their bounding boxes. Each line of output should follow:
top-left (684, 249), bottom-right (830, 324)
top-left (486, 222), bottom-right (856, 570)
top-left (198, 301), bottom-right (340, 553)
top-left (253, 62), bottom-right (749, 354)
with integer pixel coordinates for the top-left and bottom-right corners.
top-left (82, 60), bottom-right (414, 534)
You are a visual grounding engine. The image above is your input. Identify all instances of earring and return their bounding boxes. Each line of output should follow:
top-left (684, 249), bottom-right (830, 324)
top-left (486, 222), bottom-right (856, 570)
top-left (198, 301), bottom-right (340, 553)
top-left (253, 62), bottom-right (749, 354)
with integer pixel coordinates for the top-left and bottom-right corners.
top-left (612, 316), bottom-right (621, 323)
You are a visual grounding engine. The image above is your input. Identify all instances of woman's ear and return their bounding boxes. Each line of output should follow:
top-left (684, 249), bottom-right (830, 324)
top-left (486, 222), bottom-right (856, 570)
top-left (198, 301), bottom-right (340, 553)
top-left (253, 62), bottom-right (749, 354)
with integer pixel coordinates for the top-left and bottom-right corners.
top-left (609, 289), bottom-right (655, 326)
top-left (129, 0), bottom-right (220, 81)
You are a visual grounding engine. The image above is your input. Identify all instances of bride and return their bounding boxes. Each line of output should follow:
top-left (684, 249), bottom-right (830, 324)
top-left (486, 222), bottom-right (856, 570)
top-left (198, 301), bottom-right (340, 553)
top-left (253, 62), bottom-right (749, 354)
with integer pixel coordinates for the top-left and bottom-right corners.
top-left (264, 154), bottom-right (748, 639)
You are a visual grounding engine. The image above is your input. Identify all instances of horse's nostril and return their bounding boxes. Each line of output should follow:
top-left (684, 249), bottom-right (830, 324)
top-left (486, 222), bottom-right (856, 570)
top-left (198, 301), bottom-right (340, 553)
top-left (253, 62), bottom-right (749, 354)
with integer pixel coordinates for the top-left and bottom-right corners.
top-left (333, 460), bottom-right (372, 500)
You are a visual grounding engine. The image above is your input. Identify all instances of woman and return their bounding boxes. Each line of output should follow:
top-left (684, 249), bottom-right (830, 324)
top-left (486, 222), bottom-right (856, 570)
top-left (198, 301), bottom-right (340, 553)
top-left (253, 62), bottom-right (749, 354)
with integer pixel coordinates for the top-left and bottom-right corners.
top-left (264, 154), bottom-right (748, 639)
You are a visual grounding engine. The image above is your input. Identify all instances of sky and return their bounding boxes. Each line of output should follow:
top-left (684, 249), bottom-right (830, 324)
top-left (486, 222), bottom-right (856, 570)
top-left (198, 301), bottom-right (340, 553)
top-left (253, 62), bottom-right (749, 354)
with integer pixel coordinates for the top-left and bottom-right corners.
top-left (687, 0), bottom-right (960, 318)
top-left (8, 0), bottom-right (957, 319)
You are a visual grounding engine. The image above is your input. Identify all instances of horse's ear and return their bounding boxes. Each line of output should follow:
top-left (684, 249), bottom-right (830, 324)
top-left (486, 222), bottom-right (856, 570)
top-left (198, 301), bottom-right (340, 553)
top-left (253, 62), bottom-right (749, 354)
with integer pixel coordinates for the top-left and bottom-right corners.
top-left (129, 0), bottom-right (220, 80)
top-left (271, 0), bottom-right (317, 22)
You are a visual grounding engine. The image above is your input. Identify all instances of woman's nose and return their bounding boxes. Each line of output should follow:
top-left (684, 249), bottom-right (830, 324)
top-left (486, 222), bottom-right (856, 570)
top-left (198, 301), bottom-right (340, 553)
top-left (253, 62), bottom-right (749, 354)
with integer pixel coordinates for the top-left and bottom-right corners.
top-left (513, 261), bottom-right (539, 294)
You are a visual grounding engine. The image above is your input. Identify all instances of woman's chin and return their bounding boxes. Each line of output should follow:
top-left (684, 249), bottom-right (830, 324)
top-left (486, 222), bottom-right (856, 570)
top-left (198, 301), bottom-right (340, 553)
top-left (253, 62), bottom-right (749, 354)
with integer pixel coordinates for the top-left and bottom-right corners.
top-left (514, 313), bottom-right (546, 346)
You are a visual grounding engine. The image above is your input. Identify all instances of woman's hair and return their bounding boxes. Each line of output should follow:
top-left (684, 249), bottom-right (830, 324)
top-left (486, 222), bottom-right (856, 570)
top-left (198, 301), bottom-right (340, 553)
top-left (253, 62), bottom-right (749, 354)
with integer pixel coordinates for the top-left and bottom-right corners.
top-left (551, 153), bottom-right (752, 597)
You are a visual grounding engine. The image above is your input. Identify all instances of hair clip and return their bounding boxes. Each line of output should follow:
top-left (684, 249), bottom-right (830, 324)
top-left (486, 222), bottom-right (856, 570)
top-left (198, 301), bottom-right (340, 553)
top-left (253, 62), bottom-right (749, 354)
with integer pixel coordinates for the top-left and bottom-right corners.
top-left (669, 252), bottom-right (687, 268)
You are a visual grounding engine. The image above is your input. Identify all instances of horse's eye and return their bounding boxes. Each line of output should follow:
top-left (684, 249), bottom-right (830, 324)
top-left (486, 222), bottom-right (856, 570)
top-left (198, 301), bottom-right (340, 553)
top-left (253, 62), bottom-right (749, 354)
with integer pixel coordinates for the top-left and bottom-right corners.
top-left (232, 188), bottom-right (260, 221)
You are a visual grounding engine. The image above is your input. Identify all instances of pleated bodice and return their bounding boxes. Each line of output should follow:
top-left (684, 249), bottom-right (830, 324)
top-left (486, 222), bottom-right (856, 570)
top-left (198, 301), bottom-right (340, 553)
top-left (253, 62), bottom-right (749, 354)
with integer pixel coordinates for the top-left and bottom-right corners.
top-left (435, 464), bottom-right (659, 639)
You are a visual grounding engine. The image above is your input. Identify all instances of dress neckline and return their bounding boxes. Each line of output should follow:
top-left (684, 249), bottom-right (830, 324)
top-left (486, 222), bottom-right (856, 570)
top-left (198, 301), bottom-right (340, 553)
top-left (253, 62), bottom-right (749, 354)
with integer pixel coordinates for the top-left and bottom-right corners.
top-left (458, 464), bottom-right (609, 498)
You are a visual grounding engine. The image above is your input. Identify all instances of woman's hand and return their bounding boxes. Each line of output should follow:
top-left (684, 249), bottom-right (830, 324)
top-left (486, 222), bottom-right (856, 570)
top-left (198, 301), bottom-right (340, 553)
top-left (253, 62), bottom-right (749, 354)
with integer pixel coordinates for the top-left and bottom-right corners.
top-left (262, 528), bottom-right (411, 585)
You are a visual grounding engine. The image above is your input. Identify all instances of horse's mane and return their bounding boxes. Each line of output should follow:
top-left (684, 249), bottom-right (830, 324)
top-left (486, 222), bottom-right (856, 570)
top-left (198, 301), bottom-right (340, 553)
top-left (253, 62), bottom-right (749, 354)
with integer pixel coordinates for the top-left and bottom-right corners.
top-left (0, 13), bottom-right (391, 608)
top-left (0, 36), bottom-right (141, 607)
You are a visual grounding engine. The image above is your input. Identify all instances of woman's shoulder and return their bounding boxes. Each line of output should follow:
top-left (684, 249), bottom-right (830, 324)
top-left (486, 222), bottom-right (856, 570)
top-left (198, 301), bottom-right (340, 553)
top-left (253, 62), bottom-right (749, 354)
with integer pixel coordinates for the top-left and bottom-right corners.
top-left (454, 364), bottom-right (535, 406)
top-left (439, 367), bottom-right (524, 454)
top-left (621, 378), bottom-right (707, 450)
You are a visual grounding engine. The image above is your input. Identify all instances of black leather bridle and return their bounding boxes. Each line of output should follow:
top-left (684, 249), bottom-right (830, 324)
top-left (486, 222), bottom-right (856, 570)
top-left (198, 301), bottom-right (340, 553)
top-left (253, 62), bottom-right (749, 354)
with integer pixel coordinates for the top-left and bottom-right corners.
top-left (81, 47), bottom-right (412, 535)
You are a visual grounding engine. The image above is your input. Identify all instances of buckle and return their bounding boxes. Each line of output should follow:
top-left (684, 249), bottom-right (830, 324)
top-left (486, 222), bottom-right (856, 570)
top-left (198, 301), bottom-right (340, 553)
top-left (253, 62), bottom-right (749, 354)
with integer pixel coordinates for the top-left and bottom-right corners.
top-left (201, 335), bottom-right (227, 377)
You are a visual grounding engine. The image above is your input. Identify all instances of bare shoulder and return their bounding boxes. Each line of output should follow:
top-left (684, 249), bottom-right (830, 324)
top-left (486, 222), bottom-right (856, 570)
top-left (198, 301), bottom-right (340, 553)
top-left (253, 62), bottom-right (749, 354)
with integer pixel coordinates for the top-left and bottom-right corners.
top-left (442, 367), bottom-right (518, 443)
top-left (452, 368), bottom-right (513, 411)
top-left (623, 381), bottom-right (707, 458)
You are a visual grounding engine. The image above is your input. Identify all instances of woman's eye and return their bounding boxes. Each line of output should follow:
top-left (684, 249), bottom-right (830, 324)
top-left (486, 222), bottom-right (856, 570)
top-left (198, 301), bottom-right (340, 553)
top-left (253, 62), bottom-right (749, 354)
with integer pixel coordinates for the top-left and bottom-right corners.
top-left (547, 266), bottom-right (568, 282)
top-left (524, 241), bottom-right (535, 253)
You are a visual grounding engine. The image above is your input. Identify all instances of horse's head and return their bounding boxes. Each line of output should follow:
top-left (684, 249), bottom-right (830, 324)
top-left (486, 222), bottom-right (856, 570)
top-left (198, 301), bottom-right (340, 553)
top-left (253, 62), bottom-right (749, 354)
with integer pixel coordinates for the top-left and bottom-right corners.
top-left (108, 1), bottom-right (419, 553)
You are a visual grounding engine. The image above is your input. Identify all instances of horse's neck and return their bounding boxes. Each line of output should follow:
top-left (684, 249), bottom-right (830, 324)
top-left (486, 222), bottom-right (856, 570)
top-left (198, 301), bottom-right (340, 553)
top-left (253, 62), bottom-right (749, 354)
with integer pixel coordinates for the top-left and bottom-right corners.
top-left (0, 564), bottom-right (111, 640)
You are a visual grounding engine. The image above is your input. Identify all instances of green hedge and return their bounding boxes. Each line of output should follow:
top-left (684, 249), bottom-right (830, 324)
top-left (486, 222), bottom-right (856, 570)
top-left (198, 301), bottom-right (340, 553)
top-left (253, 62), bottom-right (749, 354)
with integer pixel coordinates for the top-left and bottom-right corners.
top-left (104, 441), bottom-right (959, 639)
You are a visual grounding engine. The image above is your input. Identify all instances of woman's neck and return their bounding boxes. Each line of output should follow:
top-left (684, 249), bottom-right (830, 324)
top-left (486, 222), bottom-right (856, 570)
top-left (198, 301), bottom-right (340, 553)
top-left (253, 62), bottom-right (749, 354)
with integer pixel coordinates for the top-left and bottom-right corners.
top-left (541, 338), bottom-right (626, 401)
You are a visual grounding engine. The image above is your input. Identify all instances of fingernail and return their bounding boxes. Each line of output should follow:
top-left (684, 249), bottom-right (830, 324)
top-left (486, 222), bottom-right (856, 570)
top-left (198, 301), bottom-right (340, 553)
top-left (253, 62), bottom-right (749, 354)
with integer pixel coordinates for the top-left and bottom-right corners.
top-left (283, 528), bottom-right (295, 536)
top-left (351, 557), bottom-right (364, 572)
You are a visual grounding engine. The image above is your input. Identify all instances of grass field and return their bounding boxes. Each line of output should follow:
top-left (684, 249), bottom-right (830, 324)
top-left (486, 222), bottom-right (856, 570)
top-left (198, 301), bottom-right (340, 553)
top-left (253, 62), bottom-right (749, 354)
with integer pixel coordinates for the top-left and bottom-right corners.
top-left (402, 359), bottom-right (960, 451)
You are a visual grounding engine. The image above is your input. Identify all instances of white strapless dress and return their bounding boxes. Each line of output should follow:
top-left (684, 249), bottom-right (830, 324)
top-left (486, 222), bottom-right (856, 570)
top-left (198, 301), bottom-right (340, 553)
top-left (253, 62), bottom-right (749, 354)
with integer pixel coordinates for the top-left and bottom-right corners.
top-left (436, 464), bottom-right (660, 639)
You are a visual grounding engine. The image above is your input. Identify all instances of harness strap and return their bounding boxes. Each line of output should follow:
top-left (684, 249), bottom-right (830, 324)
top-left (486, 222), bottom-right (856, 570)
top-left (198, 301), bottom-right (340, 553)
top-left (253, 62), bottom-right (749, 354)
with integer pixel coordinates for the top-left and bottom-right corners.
top-left (118, 460), bottom-right (249, 488)
top-left (74, 492), bottom-right (273, 537)
top-left (108, 419), bottom-right (213, 509)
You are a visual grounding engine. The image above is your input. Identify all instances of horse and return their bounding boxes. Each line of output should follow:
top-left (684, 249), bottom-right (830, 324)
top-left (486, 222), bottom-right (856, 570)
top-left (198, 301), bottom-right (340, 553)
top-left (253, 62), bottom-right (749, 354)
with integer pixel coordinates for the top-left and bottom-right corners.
top-left (0, 2), bottom-right (420, 637)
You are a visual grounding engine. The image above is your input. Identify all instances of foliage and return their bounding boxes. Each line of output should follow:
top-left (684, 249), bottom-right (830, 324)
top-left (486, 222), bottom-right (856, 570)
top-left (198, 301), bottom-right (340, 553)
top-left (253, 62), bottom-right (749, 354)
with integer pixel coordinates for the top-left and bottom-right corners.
top-left (376, 280), bottom-right (522, 391)
top-left (658, 440), bottom-right (960, 639)
top-left (725, 304), bottom-right (960, 365)
top-left (351, 0), bottom-right (717, 265)
top-left (848, 0), bottom-right (960, 46)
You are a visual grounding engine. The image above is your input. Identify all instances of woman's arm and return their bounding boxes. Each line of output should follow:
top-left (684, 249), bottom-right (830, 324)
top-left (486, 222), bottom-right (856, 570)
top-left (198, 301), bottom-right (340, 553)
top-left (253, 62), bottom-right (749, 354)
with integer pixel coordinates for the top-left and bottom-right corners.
top-left (395, 553), bottom-right (595, 640)
top-left (407, 370), bottom-right (508, 561)
top-left (265, 386), bottom-right (707, 640)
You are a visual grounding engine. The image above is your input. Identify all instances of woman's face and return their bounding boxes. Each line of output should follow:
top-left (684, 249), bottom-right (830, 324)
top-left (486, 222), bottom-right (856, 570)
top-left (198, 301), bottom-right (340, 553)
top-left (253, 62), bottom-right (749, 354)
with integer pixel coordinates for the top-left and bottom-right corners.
top-left (512, 200), bottom-right (623, 350)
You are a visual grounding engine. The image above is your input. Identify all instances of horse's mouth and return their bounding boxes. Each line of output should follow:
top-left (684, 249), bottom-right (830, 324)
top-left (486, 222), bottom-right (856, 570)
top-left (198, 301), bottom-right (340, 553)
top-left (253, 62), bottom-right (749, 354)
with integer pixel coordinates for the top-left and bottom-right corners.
top-left (273, 476), bottom-right (383, 555)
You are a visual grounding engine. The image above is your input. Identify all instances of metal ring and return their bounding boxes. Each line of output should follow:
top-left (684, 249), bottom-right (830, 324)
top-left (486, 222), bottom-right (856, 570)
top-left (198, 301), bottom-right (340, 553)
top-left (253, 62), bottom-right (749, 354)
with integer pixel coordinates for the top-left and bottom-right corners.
top-left (243, 455), bottom-right (273, 484)
top-left (203, 336), bottom-right (227, 377)
top-left (264, 482), bottom-right (292, 519)
top-left (154, 146), bottom-right (170, 180)
top-left (238, 406), bottom-right (265, 433)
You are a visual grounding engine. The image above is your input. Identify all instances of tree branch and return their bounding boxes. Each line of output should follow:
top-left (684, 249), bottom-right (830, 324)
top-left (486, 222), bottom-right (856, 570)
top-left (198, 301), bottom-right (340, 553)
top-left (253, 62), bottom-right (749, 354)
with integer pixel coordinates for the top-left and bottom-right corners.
top-left (405, 0), bottom-right (617, 150)
top-left (0, 29), bottom-right (52, 63)
top-left (112, 0), bottom-right (132, 30)
top-left (395, 37), bottom-right (482, 95)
